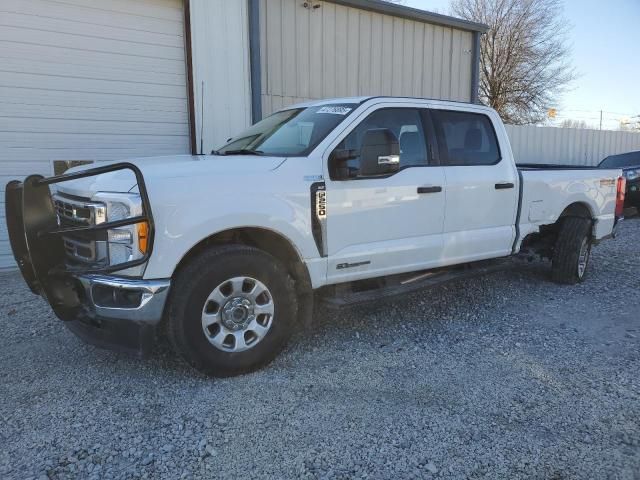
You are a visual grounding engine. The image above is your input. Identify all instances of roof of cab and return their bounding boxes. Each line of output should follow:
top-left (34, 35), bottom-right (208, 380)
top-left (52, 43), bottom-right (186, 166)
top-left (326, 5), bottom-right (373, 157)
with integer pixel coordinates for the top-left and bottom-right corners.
top-left (284, 96), bottom-right (493, 112)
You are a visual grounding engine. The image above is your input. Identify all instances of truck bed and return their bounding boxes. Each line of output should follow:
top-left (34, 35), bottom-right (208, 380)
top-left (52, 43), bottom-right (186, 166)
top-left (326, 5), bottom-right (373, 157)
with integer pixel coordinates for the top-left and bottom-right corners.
top-left (516, 166), bottom-right (621, 248)
top-left (517, 163), bottom-right (603, 170)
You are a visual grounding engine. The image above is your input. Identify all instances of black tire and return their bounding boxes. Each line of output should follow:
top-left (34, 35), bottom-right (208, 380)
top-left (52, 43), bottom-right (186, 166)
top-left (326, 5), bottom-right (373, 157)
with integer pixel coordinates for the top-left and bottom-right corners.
top-left (167, 245), bottom-right (297, 377)
top-left (551, 216), bottom-right (593, 284)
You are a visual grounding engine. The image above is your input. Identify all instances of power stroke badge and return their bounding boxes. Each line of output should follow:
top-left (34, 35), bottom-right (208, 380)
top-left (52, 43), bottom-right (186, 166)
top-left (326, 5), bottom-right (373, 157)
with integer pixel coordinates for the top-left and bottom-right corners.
top-left (310, 182), bottom-right (327, 256)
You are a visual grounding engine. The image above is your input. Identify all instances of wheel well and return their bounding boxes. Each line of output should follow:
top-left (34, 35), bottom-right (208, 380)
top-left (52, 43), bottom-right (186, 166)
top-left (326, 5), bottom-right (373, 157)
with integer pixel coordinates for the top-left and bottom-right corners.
top-left (173, 228), bottom-right (312, 294)
top-left (520, 202), bottom-right (593, 258)
top-left (558, 202), bottom-right (593, 220)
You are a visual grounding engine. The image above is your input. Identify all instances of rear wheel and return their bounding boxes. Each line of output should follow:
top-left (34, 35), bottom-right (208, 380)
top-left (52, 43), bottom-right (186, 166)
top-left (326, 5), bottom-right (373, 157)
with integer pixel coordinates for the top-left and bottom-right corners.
top-left (167, 245), bottom-right (297, 377)
top-left (551, 217), bottom-right (593, 284)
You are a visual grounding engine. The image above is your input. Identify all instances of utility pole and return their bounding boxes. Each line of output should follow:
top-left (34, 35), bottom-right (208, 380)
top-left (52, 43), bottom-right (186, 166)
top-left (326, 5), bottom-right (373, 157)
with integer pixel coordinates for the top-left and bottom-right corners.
top-left (599, 110), bottom-right (602, 130)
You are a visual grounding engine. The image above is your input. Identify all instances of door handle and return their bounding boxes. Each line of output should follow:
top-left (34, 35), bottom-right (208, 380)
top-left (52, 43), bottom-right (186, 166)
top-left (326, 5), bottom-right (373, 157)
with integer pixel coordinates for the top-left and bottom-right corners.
top-left (417, 186), bottom-right (442, 194)
top-left (495, 182), bottom-right (515, 190)
top-left (378, 155), bottom-right (400, 165)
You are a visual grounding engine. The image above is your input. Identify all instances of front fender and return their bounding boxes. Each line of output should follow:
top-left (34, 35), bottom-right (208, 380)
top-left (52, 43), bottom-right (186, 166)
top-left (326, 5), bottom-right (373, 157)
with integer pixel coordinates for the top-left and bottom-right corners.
top-left (142, 189), bottom-right (320, 280)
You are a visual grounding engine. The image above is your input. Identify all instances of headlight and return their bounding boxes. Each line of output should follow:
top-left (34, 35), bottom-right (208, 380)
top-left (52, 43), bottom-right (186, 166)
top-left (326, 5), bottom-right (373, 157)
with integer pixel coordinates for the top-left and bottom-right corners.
top-left (625, 169), bottom-right (638, 181)
top-left (92, 192), bottom-right (147, 266)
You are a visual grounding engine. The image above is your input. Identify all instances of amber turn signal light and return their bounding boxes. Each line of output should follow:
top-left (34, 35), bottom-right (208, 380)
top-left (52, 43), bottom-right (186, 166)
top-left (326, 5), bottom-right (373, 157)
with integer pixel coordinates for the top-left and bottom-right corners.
top-left (137, 221), bottom-right (149, 254)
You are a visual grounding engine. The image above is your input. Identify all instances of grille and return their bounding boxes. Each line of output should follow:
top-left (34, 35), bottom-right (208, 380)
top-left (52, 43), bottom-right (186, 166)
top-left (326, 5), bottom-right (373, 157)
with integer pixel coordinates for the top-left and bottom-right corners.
top-left (53, 196), bottom-right (105, 225)
top-left (63, 236), bottom-right (96, 261)
top-left (53, 194), bottom-right (107, 264)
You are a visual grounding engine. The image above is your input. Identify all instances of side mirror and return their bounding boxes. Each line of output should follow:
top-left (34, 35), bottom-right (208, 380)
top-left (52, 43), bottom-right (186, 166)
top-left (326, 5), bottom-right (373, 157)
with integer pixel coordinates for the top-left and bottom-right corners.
top-left (329, 148), bottom-right (359, 180)
top-left (359, 128), bottom-right (400, 177)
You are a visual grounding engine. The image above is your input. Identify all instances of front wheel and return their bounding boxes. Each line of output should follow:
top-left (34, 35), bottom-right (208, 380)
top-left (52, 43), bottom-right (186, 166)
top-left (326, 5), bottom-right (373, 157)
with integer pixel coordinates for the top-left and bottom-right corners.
top-left (551, 217), bottom-right (593, 284)
top-left (167, 245), bottom-right (297, 377)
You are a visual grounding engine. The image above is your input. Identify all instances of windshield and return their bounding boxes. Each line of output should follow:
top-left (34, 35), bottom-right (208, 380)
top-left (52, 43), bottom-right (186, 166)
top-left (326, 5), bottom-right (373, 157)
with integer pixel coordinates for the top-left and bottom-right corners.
top-left (599, 151), bottom-right (640, 168)
top-left (214, 104), bottom-right (357, 156)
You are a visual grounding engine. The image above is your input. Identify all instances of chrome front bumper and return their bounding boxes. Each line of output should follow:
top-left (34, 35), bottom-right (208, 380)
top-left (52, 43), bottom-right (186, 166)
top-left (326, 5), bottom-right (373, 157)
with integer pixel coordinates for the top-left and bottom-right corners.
top-left (62, 274), bottom-right (171, 355)
top-left (76, 274), bottom-right (171, 323)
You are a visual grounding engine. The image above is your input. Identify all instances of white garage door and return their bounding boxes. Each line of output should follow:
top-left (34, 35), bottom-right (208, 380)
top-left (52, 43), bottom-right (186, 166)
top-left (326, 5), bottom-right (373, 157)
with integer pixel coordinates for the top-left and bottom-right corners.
top-left (0, 0), bottom-right (190, 269)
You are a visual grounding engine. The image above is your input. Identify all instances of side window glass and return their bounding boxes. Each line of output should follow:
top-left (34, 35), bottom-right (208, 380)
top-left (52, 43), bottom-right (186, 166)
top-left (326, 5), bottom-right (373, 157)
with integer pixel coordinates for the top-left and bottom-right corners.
top-left (431, 110), bottom-right (501, 166)
top-left (338, 108), bottom-right (429, 177)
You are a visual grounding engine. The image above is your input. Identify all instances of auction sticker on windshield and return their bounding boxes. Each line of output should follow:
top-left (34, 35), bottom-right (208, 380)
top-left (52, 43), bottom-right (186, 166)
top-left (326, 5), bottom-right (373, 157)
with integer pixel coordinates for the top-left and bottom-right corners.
top-left (317, 106), bottom-right (352, 115)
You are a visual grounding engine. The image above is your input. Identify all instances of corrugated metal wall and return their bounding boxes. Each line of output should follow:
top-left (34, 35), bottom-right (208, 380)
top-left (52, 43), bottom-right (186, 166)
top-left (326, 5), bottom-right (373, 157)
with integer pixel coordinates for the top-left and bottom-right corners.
top-left (189, 0), bottom-right (252, 152)
top-left (0, 0), bottom-right (189, 270)
top-left (259, 0), bottom-right (474, 116)
top-left (505, 125), bottom-right (640, 166)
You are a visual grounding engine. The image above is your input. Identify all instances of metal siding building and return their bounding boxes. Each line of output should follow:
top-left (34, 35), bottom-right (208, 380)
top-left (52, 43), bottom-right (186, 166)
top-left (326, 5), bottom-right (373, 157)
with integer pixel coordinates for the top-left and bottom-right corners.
top-left (0, 0), bottom-right (191, 269)
top-left (188, 0), bottom-right (253, 155)
top-left (258, 0), bottom-right (478, 117)
top-left (506, 125), bottom-right (640, 166)
top-left (0, 0), bottom-right (486, 268)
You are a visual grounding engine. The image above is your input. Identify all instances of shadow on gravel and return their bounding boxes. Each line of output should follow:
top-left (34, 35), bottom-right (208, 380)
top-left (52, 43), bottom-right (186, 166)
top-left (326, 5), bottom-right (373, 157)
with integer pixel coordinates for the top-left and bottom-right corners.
top-left (308, 261), bottom-right (549, 339)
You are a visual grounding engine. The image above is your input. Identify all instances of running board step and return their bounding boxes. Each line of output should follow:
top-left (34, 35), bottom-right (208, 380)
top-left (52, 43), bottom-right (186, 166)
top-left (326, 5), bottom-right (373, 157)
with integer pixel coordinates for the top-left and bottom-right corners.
top-left (319, 259), bottom-right (512, 309)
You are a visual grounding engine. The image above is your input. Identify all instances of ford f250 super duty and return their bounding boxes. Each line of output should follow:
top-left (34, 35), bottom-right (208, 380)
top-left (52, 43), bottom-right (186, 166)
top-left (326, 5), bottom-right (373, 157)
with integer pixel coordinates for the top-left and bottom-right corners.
top-left (5, 97), bottom-right (626, 376)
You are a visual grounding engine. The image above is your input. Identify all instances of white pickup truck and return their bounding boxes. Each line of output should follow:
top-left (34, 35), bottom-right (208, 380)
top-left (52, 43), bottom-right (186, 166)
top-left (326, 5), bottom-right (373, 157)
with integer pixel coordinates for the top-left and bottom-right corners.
top-left (6, 97), bottom-right (626, 376)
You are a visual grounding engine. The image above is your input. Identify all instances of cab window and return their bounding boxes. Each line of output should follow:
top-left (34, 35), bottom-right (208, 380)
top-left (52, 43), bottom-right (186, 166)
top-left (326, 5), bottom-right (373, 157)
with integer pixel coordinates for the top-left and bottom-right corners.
top-left (337, 108), bottom-right (429, 178)
top-left (431, 110), bottom-right (501, 166)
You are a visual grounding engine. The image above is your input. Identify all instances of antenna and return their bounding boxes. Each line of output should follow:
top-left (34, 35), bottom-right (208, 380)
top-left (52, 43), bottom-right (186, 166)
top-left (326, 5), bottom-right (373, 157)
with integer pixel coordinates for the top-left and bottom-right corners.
top-left (200, 80), bottom-right (204, 155)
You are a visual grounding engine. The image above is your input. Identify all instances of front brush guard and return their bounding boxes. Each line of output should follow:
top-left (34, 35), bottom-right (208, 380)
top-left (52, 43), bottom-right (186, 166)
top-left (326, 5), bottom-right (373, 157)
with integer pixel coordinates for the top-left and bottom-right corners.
top-left (4, 163), bottom-right (154, 320)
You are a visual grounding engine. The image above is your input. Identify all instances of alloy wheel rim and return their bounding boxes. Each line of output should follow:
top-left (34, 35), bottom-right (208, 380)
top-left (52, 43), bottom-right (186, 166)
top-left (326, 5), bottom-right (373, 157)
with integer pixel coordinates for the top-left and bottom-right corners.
top-left (577, 237), bottom-right (591, 278)
top-left (201, 276), bottom-right (274, 352)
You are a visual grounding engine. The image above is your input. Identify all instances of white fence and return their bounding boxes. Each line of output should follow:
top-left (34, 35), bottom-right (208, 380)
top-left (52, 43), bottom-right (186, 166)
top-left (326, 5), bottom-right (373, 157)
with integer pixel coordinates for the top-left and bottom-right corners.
top-left (505, 125), bottom-right (640, 166)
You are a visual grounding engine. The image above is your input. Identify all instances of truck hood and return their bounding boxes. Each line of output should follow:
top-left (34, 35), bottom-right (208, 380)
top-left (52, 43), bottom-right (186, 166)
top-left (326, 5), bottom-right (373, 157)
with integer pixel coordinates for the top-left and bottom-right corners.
top-left (55, 154), bottom-right (286, 198)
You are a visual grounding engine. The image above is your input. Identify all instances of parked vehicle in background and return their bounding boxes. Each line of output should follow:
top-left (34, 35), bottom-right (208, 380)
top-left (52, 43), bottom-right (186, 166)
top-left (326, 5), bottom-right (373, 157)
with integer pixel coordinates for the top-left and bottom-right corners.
top-left (599, 151), bottom-right (640, 209)
top-left (5, 97), bottom-right (627, 377)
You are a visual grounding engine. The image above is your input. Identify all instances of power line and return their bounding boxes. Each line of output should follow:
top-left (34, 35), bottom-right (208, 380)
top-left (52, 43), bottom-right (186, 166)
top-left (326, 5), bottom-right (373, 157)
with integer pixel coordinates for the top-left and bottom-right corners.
top-left (560, 109), bottom-right (638, 116)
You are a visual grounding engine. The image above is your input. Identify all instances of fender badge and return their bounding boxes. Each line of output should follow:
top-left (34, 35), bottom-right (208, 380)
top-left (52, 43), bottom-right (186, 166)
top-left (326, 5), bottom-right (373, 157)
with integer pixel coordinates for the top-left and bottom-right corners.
top-left (336, 261), bottom-right (371, 270)
top-left (304, 175), bottom-right (323, 182)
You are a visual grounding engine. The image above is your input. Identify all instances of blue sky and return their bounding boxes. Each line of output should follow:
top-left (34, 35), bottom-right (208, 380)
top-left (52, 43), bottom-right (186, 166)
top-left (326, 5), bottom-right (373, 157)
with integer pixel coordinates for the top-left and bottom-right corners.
top-left (403, 0), bottom-right (640, 129)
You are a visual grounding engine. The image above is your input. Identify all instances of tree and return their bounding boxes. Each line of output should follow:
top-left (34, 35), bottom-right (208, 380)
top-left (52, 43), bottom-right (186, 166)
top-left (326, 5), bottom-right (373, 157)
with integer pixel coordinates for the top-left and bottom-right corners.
top-left (620, 119), bottom-right (640, 131)
top-left (559, 119), bottom-right (588, 129)
top-left (451, 0), bottom-right (576, 125)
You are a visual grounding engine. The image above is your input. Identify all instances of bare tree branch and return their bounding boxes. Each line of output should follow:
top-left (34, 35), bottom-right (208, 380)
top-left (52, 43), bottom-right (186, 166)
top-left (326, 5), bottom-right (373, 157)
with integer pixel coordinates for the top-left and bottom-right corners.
top-left (451, 0), bottom-right (577, 124)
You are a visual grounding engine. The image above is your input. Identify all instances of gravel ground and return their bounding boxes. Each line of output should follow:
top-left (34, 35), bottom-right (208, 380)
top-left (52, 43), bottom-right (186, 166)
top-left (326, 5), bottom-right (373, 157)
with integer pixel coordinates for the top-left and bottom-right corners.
top-left (1, 219), bottom-right (639, 480)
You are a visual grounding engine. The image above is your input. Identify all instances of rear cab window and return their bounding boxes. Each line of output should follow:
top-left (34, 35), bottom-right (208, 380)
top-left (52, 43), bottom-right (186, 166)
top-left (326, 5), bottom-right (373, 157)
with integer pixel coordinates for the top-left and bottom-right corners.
top-left (431, 110), bottom-right (501, 166)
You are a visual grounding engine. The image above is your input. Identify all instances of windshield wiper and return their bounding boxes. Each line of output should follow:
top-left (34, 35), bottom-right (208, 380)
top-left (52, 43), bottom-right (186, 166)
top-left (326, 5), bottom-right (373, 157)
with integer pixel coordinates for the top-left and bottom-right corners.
top-left (211, 149), bottom-right (264, 156)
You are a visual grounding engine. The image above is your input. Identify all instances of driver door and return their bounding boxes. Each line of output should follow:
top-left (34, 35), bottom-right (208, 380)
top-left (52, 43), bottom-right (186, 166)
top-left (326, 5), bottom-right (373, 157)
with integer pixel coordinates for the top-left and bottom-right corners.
top-left (324, 106), bottom-right (446, 284)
